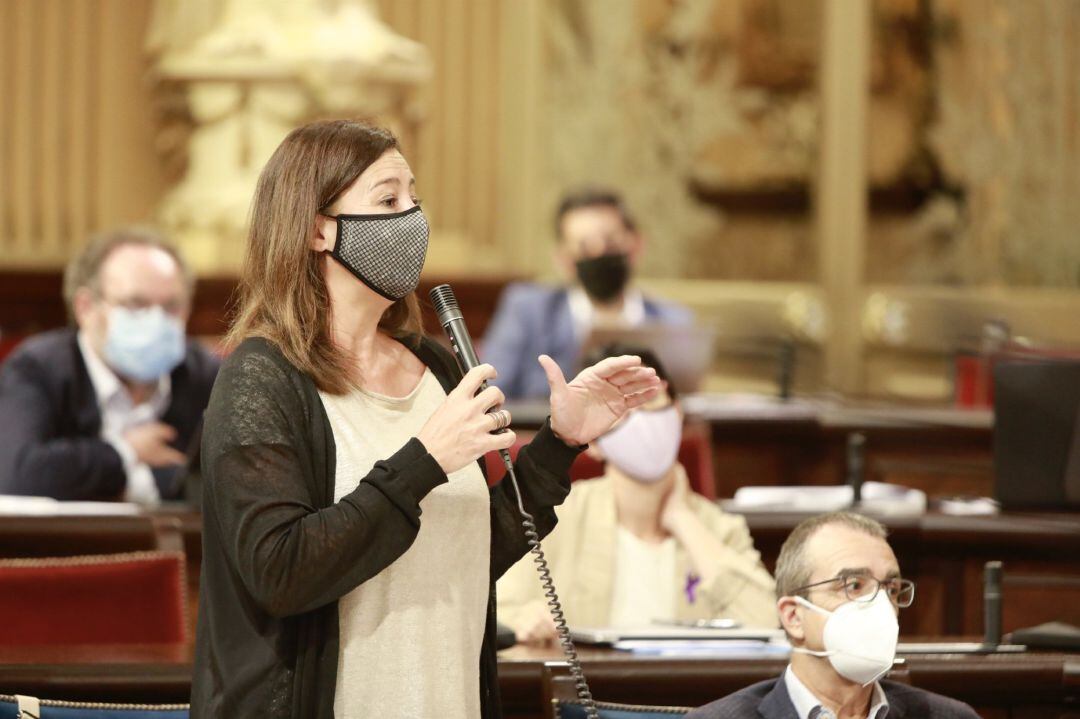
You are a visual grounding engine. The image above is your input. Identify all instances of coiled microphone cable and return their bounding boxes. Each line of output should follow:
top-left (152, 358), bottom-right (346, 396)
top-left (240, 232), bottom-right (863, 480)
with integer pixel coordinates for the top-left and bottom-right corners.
top-left (430, 284), bottom-right (599, 719)
top-left (499, 452), bottom-right (598, 718)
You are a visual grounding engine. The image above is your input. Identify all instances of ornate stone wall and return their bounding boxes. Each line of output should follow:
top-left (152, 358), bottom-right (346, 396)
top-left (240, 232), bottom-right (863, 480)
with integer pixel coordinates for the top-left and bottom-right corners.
top-left (542, 0), bottom-right (1080, 290)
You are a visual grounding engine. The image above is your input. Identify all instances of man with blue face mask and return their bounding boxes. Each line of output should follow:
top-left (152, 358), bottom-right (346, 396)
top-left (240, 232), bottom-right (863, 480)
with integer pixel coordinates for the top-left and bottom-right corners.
top-left (687, 512), bottom-right (980, 719)
top-left (0, 227), bottom-right (219, 504)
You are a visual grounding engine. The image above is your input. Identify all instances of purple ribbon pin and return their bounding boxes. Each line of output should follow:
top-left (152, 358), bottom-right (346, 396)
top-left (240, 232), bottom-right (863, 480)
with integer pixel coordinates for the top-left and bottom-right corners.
top-left (685, 573), bottom-right (701, 604)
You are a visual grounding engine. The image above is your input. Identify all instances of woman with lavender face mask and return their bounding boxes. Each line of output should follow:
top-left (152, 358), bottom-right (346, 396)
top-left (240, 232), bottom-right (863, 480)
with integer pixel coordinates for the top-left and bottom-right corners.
top-left (497, 344), bottom-right (778, 645)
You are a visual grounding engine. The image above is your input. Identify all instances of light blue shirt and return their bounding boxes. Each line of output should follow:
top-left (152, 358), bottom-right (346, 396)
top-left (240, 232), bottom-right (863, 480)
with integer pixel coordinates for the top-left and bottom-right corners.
top-left (77, 331), bottom-right (170, 505)
top-left (784, 665), bottom-right (889, 719)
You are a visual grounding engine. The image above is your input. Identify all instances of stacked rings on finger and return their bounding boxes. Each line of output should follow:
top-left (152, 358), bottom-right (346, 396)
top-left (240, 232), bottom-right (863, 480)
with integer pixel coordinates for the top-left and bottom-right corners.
top-left (489, 409), bottom-right (512, 431)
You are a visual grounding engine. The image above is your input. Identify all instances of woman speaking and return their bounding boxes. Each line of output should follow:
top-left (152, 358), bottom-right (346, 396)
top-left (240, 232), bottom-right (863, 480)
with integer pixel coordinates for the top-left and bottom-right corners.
top-left (190, 119), bottom-right (660, 719)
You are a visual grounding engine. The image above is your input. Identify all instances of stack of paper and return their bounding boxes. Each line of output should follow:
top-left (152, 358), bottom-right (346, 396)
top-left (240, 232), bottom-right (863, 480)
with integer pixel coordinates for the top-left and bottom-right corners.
top-left (0, 495), bottom-right (142, 516)
top-left (728, 482), bottom-right (927, 516)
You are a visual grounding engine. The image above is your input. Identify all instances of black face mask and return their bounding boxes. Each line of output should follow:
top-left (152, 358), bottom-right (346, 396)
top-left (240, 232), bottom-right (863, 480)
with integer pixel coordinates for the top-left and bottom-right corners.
top-left (324, 205), bottom-right (429, 301)
top-left (575, 253), bottom-right (630, 303)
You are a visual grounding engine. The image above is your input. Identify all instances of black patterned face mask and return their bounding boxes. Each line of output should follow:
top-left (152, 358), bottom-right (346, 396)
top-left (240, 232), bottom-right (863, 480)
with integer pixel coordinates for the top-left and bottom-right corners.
top-left (325, 205), bottom-right (429, 300)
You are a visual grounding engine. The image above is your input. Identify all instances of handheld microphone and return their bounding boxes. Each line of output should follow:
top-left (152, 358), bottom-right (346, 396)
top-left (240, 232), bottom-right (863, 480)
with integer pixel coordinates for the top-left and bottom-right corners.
top-left (427, 283), bottom-right (598, 717)
top-left (429, 283), bottom-right (483, 375)
top-left (983, 560), bottom-right (1003, 648)
top-left (429, 284), bottom-right (510, 459)
top-left (846, 432), bottom-right (866, 506)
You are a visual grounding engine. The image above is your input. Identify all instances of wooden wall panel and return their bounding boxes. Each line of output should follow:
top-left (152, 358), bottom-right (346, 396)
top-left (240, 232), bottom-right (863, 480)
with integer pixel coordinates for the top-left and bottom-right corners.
top-left (0, 0), bottom-right (509, 276)
top-left (3, 0), bottom-right (1076, 399)
top-left (375, 0), bottom-right (508, 273)
top-left (0, 0), bottom-right (165, 270)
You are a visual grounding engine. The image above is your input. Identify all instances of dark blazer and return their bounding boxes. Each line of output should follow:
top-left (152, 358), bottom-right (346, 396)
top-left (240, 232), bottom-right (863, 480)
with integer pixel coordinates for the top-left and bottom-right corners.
top-left (481, 282), bottom-right (693, 400)
top-left (0, 327), bottom-right (220, 501)
top-left (685, 676), bottom-right (982, 719)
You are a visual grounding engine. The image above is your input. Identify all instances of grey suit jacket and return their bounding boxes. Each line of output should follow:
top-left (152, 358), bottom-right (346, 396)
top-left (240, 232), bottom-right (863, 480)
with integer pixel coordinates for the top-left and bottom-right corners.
top-left (685, 677), bottom-right (982, 719)
top-left (481, 282), bottom-right (692, 400)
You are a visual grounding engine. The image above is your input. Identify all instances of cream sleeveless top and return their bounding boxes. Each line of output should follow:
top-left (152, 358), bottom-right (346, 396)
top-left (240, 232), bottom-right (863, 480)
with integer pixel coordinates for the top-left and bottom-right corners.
top-left (319, 368), bottom-right (490, 719)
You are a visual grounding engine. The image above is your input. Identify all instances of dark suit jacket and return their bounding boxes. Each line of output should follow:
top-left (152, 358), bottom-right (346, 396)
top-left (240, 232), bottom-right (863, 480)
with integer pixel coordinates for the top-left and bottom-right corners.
top-left (481, 282), bottom-right (693, 400)
top-left (685, 676), bottom-right (982, 719)
top-left (0, 328), bottom-right (220, 501)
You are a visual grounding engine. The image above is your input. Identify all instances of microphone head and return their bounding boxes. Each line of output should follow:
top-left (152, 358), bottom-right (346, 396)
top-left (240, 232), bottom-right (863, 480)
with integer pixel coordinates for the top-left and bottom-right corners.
top-left (984, 560), bottom-right (1002, 586)
top-left (429, 284), bottom-right (463, 326)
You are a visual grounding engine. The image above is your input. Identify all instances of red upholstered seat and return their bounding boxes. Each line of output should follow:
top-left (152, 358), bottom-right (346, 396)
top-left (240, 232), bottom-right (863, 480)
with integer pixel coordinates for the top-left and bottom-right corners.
top-left (484, 422), bottom-right (716, 499)
top-left (0, 334), bottom-right (26, 363)
top-left (0, 551), bottom-right (187, 646)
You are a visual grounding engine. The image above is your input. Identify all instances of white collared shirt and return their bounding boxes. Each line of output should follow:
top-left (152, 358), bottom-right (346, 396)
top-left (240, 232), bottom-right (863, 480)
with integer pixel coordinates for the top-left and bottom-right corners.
top-left (77, 332), bottom-right (171, 505)
top-left (566, 285), bottom-right (647, 341)
top-left (784, 665), bottom-right (889, 719)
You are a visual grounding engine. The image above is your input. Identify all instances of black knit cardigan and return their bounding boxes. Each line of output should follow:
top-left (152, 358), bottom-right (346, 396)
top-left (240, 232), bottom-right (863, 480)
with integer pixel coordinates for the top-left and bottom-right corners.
top-left (190, 335), bottom-right (579, 718)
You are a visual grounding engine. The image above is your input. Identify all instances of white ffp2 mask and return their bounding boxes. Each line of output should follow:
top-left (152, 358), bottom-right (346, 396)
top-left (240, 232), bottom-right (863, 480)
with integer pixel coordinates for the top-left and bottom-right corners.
top-left (792, 591), bottom-right (899, 686)
top-left (595, 405), bottom-right (682, 483)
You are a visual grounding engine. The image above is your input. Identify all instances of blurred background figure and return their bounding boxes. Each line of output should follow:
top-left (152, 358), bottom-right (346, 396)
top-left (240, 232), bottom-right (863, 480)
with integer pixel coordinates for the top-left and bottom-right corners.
top-left (0, 228), bottom-right (219, 503)
top-left (497, 344), bottom-right (775, 644)
top-left (482, 188), bottom-right (692, 400)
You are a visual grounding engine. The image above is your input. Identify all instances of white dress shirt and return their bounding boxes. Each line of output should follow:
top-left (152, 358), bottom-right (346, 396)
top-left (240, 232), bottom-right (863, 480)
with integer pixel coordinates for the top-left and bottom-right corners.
top-left (566, 286), bottom-right (647, 341)
top-left (77, 332), bottom-right (170, 505)
top-left (784, 665), bottom-right (889, 719)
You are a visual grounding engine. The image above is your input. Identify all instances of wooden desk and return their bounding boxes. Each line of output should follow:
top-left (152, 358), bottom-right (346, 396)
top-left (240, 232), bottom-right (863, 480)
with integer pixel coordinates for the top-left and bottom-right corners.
top-left (499, 645), bottom-right (1080, 719)
top-left (0, 644), bottom-right (192, 704)
top-left (740, 511), bottom-right (1080, 637)
top-left (505, 396), bottom-right (996, 499)
top-left (0, 515), bottom-right (183, 557)
top-left (0, 644), bottom-right (1075, 718)
top-left (2, 508), bottom-right (1078, 642)
top-left (696, 401), bottom-right (995, 500)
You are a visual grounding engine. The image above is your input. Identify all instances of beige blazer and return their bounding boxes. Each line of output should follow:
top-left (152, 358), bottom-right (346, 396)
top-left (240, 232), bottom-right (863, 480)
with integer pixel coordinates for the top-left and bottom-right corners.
top-left (497, 469), bottom-right (778, 630)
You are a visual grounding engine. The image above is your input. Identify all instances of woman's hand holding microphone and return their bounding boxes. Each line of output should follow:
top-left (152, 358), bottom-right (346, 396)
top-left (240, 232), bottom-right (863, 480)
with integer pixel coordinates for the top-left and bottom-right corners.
top-left (418, 353), bottom-right (662, 475)
top-left (417, 364), bottom-right (514, 475)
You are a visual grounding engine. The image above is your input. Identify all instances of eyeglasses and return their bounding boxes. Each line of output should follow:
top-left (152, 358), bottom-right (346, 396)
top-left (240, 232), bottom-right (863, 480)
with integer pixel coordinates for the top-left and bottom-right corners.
top-left (98, 294), bottom-right (187, 317)
top-left (793, 573), bottom-right (916, 608)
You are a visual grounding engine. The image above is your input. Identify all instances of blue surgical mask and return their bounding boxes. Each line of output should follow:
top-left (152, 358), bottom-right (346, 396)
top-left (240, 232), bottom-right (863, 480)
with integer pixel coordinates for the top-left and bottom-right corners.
top-left (103, 306), bottom-right (186, 383)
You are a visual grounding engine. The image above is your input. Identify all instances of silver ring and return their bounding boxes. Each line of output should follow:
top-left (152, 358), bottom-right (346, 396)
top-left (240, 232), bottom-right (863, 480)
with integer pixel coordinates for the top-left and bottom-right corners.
top-left (490, 409), bottom-right (511, 431)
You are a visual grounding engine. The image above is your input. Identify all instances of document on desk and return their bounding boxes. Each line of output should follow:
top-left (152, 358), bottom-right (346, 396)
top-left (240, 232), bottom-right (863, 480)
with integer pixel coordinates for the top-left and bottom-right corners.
top-left (612, 639), bottom-right (792, 658)
top-left (681, 393), bottom-right (821, 422)
top-left (0, 495), bottom-right (143, 516)
top-left (727, 482), bottom-right (927, 515)
top-left (570, 625), bottom-right (786, 645)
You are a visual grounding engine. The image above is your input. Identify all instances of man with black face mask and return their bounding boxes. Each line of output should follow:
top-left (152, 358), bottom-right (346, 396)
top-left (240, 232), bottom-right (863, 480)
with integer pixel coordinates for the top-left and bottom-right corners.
top-left (482, 187), bottom-right (692, 400)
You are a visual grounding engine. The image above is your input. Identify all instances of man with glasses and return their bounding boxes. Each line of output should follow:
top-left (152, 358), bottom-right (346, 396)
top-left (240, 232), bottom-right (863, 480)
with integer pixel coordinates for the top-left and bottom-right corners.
top-left (687, 511), bottom-right (979, 719)
top-left (0, 227), bottom-right (219, 503)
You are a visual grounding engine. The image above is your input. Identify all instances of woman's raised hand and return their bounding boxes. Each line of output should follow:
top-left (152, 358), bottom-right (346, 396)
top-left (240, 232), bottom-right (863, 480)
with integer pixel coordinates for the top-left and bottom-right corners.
top-left (540, 354), bottom-right (661, 447)
top-left (417, 364), bottom-right (515, 475)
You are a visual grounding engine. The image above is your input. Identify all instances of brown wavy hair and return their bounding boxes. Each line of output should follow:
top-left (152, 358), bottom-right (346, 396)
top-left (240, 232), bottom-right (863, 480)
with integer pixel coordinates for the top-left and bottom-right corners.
top-left (226, 119), bottom-right (423, 394)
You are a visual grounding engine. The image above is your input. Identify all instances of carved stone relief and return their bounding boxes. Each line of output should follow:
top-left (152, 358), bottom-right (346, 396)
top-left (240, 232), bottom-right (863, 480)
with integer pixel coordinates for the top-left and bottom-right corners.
top-left (146, 0), bottom-right (431, 272)
top-left (545, 0), bottom-right (1080, 289)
